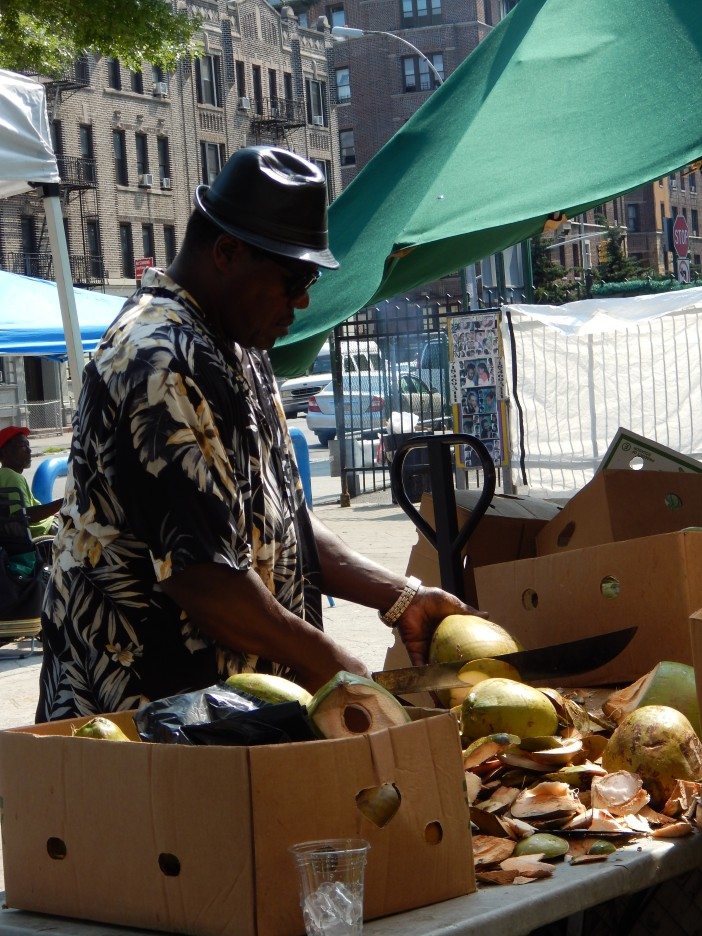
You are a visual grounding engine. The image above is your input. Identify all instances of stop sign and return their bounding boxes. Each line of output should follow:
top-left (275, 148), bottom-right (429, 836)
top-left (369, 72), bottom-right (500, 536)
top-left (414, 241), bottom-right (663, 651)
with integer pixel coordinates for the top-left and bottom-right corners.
top-left (673, 214), bottom-right (689, 258)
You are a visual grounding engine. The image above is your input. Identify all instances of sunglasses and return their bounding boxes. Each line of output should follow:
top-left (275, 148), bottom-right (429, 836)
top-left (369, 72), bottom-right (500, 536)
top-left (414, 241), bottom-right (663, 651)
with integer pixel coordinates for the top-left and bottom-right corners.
top-left (249, 244), bottom-right (321, 298)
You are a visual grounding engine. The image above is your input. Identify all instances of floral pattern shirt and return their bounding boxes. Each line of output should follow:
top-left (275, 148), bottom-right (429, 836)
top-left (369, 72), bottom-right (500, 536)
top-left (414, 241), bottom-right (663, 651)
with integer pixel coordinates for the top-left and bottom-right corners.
top-left (36, 268), bottom-right (322, 722)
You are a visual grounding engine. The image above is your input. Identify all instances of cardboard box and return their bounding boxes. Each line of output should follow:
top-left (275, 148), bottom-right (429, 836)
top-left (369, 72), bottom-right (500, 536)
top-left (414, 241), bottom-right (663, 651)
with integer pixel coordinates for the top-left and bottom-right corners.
top-left (405, 490), bottom-right (561, 607)
top-left (536, 470), bottom-right (702, 556)
top-left (689, 609), bottom-right (702, 720)
top-left (475, 529), bottom-right (702, 687)
top-left (0, 709), bottom-right (473, 936)
top-left (597, 427), bottom-right (702, 474)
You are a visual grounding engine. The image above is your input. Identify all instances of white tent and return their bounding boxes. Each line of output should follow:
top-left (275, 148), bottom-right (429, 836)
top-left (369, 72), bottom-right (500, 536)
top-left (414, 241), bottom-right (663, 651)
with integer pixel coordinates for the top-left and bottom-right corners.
top-left (502, 288), bottom-right (702, 495)
top-left (0, 69), bottom-right (84, 382)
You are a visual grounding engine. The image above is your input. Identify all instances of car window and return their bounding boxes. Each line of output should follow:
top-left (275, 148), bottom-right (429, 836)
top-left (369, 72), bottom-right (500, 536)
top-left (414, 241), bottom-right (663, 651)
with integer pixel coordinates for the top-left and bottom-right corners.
top-left (310, 353), bottom-right (331, 375)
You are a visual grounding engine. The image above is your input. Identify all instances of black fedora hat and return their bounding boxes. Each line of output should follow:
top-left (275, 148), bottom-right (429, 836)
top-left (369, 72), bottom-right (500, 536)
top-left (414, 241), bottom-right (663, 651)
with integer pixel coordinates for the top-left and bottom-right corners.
top-left (194, 146), bottom-right (338, 269)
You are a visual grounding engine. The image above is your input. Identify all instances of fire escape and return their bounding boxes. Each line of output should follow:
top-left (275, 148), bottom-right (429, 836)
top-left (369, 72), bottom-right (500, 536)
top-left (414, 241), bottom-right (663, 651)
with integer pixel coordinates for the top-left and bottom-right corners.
top-left (249, 97), bottom-right (306, 145)
top-left (2, 56), bottom-right (105, 290)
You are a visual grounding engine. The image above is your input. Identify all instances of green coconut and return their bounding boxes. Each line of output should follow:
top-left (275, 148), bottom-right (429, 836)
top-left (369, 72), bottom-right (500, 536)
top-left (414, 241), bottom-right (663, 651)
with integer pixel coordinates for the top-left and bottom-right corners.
top-left (225, 672), bottom-right (312, 706)
top-left (428, 614), bottom-right (522, 707)
top-left (72, 716), bottom-right (131, 742)
top-left (460, 678), bottom-right (559, 744)
top-left (603, 662), bottom-right (701, 738)
top-left (513, 833), bottom-right (568, 859)
top-left (309, 671), bottom-right (411, 739)
top-left (602, 705), bottom-right (702, 806)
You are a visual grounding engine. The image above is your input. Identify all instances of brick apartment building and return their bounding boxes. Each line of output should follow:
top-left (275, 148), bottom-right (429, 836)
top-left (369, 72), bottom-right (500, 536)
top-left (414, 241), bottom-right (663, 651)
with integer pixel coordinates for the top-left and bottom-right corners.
top-left (0, 0), bottom-right (339, 427)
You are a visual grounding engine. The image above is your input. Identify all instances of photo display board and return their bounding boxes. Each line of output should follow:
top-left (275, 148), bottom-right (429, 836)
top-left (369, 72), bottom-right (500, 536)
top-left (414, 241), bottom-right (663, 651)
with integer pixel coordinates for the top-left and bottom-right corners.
top-left (448, 312), bottom-right (508, 468)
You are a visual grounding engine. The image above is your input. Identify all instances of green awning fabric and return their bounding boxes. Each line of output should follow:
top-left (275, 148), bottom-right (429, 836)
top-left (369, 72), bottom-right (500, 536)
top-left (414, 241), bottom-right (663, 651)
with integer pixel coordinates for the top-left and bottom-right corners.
top-left (270, 0), bottom-right (702, 377)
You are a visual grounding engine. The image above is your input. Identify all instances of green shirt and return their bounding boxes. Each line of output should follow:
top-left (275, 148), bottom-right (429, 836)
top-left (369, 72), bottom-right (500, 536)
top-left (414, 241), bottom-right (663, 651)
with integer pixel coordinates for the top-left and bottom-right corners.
top-left (0, 466), bottom-right (54, 538)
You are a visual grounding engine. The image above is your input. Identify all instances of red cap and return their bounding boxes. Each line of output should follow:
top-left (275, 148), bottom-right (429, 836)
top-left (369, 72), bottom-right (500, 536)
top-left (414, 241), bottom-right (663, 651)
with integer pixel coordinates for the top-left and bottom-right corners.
top-left (0, 426), bottom-right (30, 450)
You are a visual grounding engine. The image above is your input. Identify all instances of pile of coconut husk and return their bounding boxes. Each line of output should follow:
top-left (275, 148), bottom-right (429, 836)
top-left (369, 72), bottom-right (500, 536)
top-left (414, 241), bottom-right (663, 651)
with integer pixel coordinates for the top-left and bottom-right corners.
top-left (461, 685), bottom-right (702, 886)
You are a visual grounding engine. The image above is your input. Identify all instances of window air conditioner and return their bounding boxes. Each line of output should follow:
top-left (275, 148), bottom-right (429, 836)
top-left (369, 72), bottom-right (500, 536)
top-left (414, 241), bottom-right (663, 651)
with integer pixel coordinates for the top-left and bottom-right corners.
top-left (161, 177), bottom-right (172, 190)
top-left (311, 115), bottom-right (324, 126)
top-left (238, 96), bottom-right (251, 111)
top-left (138, 173), bottom-right (154, 188)
top-left (152, 81), bottom-right (168, 97)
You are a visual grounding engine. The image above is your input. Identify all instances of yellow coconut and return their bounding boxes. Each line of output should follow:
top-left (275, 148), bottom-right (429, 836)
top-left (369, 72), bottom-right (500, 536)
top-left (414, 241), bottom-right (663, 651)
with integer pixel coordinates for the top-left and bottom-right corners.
top-left (429, 614), bottom-right (522, 707)
top-left (225, 672), bottom-right (312, 707)
top-left (602, 705), bottom-right (702, 806)
top-left (460, 677), bottom-right (559, 744)
top-left (72, 716), bottom-right (131, 742)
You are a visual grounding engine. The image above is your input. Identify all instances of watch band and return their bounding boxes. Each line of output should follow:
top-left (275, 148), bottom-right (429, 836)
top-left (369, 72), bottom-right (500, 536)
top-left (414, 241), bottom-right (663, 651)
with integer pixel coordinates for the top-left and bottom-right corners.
top-left (378, 576), bottom-right (422, 626)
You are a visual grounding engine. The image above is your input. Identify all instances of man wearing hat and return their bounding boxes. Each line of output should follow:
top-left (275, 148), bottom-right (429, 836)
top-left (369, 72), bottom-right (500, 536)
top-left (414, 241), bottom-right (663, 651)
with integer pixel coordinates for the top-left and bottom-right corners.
top-left (0, 426), bottom-right (62, 538)
top-left (37, 147), bottom-right (472, 721)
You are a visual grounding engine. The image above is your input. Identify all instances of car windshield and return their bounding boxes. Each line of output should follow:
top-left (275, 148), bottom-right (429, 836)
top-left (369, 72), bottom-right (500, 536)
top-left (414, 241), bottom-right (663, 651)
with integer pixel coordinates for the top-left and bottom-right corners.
top-left (310, 353), bottom-right (331, 375)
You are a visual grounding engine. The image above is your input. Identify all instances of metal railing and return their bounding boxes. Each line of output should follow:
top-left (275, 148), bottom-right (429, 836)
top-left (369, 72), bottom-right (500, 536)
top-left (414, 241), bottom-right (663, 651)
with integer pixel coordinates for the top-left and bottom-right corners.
top-left (56, 155), bottom-right (97, 188)
top-left (4, 252), bottom-right (105, 286)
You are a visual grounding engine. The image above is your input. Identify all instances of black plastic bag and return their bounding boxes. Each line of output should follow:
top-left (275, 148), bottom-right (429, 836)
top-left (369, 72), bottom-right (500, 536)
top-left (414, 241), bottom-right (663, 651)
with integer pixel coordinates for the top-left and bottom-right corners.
top-left (134, 682), bottom-right (315, 746)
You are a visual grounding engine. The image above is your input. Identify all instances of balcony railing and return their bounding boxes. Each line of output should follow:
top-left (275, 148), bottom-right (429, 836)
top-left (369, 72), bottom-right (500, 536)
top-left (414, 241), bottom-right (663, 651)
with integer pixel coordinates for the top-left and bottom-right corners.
top-left (4, 251), bottom-right (105, 286)
top-left (56, 155), bottom-right (97, 189)
top-left (250, 97), bottom-right (306, 128)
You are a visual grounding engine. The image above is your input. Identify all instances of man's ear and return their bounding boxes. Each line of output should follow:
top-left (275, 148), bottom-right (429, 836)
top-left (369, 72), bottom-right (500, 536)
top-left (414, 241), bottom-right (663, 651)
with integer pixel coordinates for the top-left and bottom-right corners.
top-left (212, 234), bottom-right (245, 273)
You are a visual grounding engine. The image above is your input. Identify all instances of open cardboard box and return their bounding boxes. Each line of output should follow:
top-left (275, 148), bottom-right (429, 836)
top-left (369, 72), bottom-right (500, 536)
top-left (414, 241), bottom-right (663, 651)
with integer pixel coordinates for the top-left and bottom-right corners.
top-left (690, 608), bottom-right (702, 722)
top-left (536, 470), bottom-right (702, 557)
top-left (475, 529), bottom-right (702, 687)
top-left (0, 708), bottom-right (474, 936)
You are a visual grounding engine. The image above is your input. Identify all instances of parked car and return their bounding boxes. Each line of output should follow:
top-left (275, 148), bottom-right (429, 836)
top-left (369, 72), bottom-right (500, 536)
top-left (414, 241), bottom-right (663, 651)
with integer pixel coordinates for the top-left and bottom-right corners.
top-left (279, 339), bottom-right (386, 419)
top-left (306, 373), bottom-right (444, 446)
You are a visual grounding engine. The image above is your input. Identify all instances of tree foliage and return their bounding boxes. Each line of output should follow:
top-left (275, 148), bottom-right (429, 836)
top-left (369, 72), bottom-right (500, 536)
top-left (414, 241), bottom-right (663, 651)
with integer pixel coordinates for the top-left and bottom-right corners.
top-left (0, 0), bottom-right (201, 75)
top-left (530, 235), bottom-right (582, 304)
top-left (595, 221), bottom-right (650, 282)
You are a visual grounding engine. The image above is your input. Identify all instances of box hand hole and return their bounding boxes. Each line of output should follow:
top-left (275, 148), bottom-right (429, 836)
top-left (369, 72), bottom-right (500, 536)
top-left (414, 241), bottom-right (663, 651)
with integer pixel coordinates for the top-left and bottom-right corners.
top-left (521, 588), bottom-right (538, 610)
top-left (664, 493), bottom-right (683, 510)
top-left (46, 837), bottom-right (67, 860)
top-left (355, 782), bottom-right (401, 827)
top-left (600, 575), bottom-right (620, 599)
top-left (424, 821), bottom-right (443, 845)
top-left (158, 853), bottom-right (181, 876)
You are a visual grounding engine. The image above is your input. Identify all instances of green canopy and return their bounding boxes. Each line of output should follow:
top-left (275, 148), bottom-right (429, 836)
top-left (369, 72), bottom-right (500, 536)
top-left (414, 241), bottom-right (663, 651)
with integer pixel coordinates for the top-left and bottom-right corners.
top-left (270, 0), bottom-right (702, 377)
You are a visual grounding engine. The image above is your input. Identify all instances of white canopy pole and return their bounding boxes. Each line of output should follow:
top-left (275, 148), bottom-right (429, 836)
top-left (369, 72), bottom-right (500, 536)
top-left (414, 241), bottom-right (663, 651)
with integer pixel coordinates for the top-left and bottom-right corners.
top-left (42, 184), bottom-right (85, 385)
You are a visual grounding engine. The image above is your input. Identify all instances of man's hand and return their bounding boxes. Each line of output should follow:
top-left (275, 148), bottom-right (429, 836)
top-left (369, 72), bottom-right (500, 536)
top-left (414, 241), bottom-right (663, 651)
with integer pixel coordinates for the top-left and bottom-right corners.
top-left (395, 587), bottom-right (486, 667)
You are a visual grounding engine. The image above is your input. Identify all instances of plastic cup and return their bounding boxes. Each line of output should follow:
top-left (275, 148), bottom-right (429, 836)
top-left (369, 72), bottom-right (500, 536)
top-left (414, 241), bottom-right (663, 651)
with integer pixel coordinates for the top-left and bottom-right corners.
top-left (290, 838), bottom-right (370, 936)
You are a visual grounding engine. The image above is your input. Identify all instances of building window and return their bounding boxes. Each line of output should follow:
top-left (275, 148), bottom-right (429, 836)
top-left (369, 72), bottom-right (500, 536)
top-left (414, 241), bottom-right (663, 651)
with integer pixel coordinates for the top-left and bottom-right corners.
top-left (131, 70), bottom-right (144, 94)
top-left (306, 78), bottom-right (327, 126)
top-left (142, 223), bottom-right (155, 259)
top-left (135, 133), bottom-right (149, 176)
top-left (298, 11), bottom-right (309, 27)
top-left (690, 173), bottom-right (697, 194)
top-left (660, 202), bottom-right (666, 228)
top-left (335, 67), bottom-right (350, 103)
top-left (151, 65), bottom-right (168, 89)
top-left (252, 64), bottom-right (263, 114)
top-left (107, 58), bottom-right (121, 89)
top-left (672, 205), bottom-right (679, 218)
top-left (79, 124), bottom-right (96, 182)
top-left (401, 0), bottom-right (441, 27)
top-left (326, 4), bottom-right (346, 26)
top-left (284, 72), bottom-right (293, 103)
top-left (157, 137), bottom-right (171, 183)
top-left (268, 68), bottom-right (278, 106)
top-left (85, 219), bottom-right (102, 278)
top-left (235, 60), bottom-right (246, 97)
top-left (21, 216), bottom-right (36, 254)
top-left (200, 141), bottom-right (226, 185)
top-left (113, 129), bottom-right (128, 185)
top-left (119, 222), bottom-right (134, 278)
top-left (311, 158), bottom-right (333, 201)
top-left (339, 129), bottom-right (355, 166)
top-left (402, 53), bottom-right (443, 92)
top-left (196, 55), bottom-right (223, 107)
top-left (692, 209), bottom-right (699, 236)
top-left (627, 203), bottom-right (640, 232)
top-left (484, 0), bottom-right (493, 24)
top-left (501, 0), bottom-right (518, 15)
top-left (164, 225), bottom-right (177, 266)
top-left (670, 173), bottom-right (678, 189)
top-left (681, 173), bottom-right (686, 191)
top-left (694, 253), bottom-right (701, 267)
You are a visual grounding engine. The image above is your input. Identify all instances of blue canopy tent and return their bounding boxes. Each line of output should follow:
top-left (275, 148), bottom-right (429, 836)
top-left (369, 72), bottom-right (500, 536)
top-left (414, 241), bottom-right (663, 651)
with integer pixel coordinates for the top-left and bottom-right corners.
top-left (0, 269), bottom-right (124, 357)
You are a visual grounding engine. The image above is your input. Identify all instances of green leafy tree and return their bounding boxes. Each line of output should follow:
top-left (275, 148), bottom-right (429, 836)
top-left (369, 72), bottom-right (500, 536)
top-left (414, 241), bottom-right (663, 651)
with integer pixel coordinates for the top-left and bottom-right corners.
top-left (0, 0), bottom-right (201, 75)
top-left (595, 221), bottom-right (649, 281)
top-left (530, 235), bottom-right (582, 304)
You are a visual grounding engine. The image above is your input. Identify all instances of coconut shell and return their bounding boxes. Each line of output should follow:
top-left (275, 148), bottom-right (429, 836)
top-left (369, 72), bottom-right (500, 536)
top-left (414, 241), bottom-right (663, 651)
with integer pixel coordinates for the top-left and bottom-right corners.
top-left (472, 834), bottom-right (516, 866)
top-left (308, 671), bottom-right (410, 739)
top-left (603, 662), bottom-right (701, 738)
top-left (591, 771), bottom-right (650, 816)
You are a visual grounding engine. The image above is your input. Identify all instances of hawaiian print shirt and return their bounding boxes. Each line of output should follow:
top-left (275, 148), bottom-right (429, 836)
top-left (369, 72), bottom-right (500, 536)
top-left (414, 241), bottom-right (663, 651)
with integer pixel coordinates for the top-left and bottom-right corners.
top-left (37, 268), bottom-right (322, 721)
